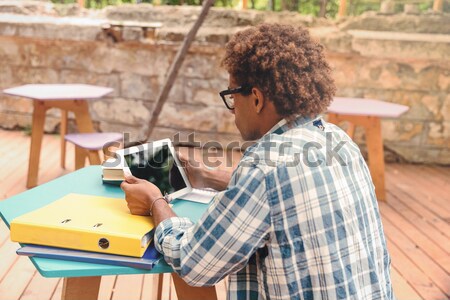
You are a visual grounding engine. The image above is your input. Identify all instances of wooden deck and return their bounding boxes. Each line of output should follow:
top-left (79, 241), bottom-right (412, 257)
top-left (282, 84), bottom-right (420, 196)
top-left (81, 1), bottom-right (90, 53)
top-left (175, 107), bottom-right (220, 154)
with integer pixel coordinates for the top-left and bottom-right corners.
top-left (0, 128), bottom-right (449, 300)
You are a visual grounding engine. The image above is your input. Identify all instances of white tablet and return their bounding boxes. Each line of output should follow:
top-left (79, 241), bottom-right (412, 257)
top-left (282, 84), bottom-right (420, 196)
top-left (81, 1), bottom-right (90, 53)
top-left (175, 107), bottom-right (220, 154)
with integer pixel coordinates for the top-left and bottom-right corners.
top-left (115, 139), bottom-right (192, 200)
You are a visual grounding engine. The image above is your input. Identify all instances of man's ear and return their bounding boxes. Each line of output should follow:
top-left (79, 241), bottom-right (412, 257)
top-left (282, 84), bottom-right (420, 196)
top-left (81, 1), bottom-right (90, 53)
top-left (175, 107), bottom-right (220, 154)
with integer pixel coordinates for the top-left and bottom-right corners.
top-left (252, 87), bottom-right (265, 114)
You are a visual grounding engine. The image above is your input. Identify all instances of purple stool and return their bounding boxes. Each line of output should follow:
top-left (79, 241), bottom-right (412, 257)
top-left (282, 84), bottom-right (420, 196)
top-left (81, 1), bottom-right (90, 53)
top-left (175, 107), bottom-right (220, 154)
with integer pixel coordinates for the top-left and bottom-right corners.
top-left (64, 132), bottom-right (123, 170)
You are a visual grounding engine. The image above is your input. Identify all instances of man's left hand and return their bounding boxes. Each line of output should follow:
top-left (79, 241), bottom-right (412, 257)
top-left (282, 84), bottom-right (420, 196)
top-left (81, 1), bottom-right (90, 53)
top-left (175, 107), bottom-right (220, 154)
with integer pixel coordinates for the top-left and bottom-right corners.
top-left (120, 175), bottom-right (163, 216)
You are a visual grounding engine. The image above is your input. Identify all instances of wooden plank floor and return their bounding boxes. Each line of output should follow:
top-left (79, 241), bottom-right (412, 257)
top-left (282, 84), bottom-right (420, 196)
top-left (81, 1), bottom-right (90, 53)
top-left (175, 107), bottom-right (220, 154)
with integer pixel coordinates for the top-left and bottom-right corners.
top-left (0, 128), bottom-right (449, 300)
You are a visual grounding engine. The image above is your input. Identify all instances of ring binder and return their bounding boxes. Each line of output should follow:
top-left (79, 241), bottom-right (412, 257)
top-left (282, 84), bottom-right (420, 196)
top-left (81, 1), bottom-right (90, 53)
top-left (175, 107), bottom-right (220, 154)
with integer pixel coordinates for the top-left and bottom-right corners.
top-left (10, 194), bottom-right (155, 257)
top-left (98, 238), bottom-right (110, 249)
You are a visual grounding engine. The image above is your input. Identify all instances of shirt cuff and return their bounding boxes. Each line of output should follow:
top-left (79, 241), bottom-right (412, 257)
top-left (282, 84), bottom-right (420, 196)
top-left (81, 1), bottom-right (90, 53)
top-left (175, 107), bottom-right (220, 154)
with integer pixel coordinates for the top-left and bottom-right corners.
top-left (154, 217), bottom-right (194, 253)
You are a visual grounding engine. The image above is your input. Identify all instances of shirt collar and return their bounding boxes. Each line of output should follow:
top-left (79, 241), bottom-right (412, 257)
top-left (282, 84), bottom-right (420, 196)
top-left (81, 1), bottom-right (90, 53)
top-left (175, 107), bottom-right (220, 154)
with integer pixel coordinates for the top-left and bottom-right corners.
top-left (242, 115), bottom-right (318, 156)
top-left (266, 115), bottom-right (316, 136)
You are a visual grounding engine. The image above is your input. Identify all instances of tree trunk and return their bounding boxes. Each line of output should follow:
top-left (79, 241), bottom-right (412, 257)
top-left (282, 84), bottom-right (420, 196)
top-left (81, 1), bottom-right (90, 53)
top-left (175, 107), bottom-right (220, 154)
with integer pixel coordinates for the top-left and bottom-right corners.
top-left (281, 0), bottom-right (299, 11)
top-left (319, 0), bottom-right (328, 17)
top-left (338, 0), bottom-right (347, 17)
top-left (269, 0), bottom-right (275, 11)
top-left (433, 0), bottom-right (443, 12)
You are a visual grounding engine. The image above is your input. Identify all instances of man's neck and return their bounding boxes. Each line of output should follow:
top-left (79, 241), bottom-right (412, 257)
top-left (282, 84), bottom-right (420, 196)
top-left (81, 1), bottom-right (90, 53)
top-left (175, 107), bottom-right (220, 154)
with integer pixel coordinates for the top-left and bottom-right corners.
top-left (257, 113), bottom-right (284, 138)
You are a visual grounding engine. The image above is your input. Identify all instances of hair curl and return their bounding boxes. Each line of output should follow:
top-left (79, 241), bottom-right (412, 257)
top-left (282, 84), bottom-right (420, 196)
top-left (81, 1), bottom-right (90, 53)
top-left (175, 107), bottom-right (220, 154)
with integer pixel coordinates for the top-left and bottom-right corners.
top-left (221, 23), bottom-right (336, 118)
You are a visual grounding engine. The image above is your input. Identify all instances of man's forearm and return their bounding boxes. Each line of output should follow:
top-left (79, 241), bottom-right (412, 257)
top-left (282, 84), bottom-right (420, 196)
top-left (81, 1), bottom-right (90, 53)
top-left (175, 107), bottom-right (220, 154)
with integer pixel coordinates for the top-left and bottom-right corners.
top-left (205, 168), bottom-right (233, 191)
top-left (152, 200), bottom-right (177, 227)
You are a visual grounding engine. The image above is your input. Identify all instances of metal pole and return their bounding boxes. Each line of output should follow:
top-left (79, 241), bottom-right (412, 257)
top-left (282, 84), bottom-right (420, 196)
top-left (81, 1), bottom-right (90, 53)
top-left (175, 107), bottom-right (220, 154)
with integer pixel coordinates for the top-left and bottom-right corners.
top-left (143, 0), bottom-right (216, 142)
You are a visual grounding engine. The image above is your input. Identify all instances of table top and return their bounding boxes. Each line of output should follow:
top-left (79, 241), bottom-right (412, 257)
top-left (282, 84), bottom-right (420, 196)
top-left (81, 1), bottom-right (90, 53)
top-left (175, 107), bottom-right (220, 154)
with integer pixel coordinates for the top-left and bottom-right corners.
top-left (0, 166), bottom-right (209, 278)
top-left (328, 97), bottom-right (409, 118)
top-left (2, 84), bottom-right (113, 100)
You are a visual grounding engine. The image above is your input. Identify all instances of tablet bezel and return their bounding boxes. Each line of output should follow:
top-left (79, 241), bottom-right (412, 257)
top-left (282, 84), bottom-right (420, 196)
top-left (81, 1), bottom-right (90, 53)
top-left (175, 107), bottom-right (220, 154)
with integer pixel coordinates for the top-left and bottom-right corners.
top-left (115, 138), bottom-right (192, 200)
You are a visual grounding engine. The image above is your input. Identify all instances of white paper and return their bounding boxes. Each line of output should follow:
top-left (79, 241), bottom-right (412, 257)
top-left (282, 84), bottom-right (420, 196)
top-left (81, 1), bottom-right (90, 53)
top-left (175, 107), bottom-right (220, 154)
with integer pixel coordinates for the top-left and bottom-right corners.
top-left (179, 188), bottom-right (217, 204)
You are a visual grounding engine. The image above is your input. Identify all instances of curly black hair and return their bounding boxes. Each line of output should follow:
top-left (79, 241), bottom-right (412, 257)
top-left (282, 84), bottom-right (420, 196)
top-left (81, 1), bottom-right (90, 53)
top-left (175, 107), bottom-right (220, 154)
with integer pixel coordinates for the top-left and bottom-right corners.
top-left (221, 23), bottom-right (336, 118)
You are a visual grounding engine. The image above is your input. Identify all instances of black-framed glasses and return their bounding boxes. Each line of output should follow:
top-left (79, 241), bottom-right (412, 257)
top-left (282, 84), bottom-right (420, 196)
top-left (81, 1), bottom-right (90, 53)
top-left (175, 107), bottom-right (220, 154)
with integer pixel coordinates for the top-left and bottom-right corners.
top-left (219, 86), bottom-right (252, 110)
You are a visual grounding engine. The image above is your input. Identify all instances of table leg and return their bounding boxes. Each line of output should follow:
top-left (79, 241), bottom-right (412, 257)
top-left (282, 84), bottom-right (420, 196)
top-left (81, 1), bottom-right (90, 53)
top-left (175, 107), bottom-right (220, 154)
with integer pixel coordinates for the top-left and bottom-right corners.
top-left (61, 276), bottom-right (101, 300)
top-left (72, 101), bottom-right (101, 165)
top-left (157, 274), bottom-right (164, 300)
top-left (172, 273), bottom-right (218, 300)
top-left (60, 110), bottom-right (68, 169)
top-left (364, 117), bottom-right (386, 201)
top-left (326, 113), bottom-right (386, 201)
top-left (74, 146), bottom-right (86, 170)
top-left (88, 150), bottom-right (102, 165)
top-left (72, 101), bottom-right (95, 132)
top-left (327, 113), bottom-right (355, 138)
top-left (27, 101), bottom-right (47, 188)
top-left (346, 122), bottom-right (356, 139)
top-left (327, 113), bottom-right (339, 125)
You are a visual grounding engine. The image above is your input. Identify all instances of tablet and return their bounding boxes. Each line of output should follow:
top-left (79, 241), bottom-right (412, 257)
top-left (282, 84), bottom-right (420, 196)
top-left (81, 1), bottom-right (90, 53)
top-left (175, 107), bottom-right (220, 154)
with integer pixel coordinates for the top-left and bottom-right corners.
top-left (115, 139), bottom-right (192, 200)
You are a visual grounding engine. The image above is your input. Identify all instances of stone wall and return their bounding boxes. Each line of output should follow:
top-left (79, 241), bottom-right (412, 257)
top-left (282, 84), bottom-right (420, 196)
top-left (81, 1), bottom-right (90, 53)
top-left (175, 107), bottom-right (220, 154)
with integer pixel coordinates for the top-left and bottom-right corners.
top-left (0, 2), bottom-right (449, 164)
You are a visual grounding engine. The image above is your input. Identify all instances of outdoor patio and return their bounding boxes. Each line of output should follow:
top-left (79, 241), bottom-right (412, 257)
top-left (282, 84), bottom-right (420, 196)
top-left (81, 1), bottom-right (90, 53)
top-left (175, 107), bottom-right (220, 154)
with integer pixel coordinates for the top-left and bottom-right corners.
top-left (0, 128), bottom-right (448, 300)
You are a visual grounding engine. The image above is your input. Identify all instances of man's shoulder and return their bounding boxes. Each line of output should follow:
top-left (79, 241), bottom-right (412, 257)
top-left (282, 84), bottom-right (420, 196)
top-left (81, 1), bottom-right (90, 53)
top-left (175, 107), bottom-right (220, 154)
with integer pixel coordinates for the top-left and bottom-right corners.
top-left (238, 121), bottom-right (361, 172)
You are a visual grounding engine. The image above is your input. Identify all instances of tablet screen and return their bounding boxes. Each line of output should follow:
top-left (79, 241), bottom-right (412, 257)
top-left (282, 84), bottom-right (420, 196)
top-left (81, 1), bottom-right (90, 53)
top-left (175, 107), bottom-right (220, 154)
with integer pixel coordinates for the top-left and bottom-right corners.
top-left (123, 144), bottom-right (187, 195)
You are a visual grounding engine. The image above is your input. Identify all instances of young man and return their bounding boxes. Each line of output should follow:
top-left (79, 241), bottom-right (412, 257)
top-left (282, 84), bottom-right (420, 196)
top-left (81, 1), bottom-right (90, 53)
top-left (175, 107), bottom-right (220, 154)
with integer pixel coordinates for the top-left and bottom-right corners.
top-left (121, 24), bottom-right (394, 299)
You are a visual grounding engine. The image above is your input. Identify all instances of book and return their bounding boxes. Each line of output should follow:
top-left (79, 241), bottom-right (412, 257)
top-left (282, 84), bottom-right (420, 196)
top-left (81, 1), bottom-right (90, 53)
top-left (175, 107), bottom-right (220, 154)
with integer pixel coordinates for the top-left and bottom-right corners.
top-left (11, 194), bottom-right (154, 257)
top-left (17, 241), bottom-right (162, 270)
top-left (102, 158), bottom-right (124, 186)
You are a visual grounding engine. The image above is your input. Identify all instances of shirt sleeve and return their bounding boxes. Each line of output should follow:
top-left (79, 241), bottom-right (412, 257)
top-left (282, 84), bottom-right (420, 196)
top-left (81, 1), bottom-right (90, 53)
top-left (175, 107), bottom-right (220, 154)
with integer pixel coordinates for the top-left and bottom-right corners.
top-left (154, 166), bottom-right (271, 287)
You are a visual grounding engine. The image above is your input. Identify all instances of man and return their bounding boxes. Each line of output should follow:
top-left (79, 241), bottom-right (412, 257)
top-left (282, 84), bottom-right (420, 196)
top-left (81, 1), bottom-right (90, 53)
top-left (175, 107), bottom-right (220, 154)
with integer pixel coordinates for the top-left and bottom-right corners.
top-left (121, 23), bottom-right (394, 299)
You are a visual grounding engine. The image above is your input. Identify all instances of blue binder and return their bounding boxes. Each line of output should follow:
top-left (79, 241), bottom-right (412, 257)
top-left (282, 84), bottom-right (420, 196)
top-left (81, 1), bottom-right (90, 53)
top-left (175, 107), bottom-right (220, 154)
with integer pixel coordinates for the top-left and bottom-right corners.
top-left (17, 241), bottom-right (161, 270)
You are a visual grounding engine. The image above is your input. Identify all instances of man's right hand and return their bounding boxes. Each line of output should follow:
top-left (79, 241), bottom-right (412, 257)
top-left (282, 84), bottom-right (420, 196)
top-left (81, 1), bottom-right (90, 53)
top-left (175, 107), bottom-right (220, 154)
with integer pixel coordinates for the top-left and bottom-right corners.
top-left (177, 151), bottom-right (211, 189)
top-left (177, 150), bottom-right (234, 191)
top-left (120, 175), bottom-right (162, 216)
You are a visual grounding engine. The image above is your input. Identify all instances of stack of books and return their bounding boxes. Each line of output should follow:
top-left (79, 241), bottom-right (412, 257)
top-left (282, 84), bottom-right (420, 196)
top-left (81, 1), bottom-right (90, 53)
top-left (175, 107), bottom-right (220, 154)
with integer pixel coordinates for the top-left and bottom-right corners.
top-left (10, 194), bottom-right (161, 270)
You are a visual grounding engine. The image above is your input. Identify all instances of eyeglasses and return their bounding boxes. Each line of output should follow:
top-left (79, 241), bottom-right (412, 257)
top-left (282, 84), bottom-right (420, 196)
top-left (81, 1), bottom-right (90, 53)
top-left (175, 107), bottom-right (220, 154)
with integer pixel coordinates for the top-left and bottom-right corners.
top-left (219, 86), bottom-right (252, 110)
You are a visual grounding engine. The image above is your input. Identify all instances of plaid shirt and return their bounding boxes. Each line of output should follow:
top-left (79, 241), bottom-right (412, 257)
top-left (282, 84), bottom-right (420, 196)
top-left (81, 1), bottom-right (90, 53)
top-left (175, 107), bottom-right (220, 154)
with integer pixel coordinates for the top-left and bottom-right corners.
top-left (155, 116), bottom-right (394, 300)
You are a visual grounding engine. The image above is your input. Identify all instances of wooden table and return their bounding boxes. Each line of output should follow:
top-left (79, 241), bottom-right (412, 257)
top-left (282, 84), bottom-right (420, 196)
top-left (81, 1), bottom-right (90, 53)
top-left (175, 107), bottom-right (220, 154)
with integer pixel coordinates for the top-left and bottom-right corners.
top-left (0, 166), bottom-right (218, 300)
top-left (327, 97), bottom-right (409, 201)
top-left (2, 84), bottom-right (113, 188)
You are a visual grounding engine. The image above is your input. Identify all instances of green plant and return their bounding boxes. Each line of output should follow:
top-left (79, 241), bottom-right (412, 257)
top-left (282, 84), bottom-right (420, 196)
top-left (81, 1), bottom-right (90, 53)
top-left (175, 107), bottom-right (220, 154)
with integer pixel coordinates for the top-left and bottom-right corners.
top-left (23, 124), bottom-right (32, 136)
top-left (50, 0), bottom-right (447, 17)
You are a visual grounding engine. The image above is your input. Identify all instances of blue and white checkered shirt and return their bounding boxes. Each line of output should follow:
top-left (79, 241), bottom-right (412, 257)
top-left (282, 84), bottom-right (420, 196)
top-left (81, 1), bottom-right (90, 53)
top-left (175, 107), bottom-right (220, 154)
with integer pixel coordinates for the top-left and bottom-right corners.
top-left (155, 116), bottom-right (394, 300)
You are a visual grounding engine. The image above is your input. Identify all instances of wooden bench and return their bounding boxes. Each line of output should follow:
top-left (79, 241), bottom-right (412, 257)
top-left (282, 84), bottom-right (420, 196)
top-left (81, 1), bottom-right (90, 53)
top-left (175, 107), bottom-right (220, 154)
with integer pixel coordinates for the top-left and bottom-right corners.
top-left (327, 97), bottom-right (409, 201)
top-left (101, 21), bottom-right (162, 43)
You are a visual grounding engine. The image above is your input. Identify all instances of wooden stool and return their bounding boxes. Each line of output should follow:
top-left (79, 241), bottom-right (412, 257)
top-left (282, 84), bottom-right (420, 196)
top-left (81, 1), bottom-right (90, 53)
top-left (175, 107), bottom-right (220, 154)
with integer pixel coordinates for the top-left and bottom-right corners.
top-left (65, 132), bottom-right (123, 170)
top-left (327, 97), bottom-right (409, 202)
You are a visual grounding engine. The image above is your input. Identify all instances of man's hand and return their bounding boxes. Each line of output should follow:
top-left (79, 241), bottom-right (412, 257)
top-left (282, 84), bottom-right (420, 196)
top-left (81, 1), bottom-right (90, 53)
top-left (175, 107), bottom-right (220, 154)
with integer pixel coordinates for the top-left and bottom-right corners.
top-left (177, 151), bottom-right (210, 189)
top-left (177, 151), bottom-right (234, 191)
top-left (120, 175), bottom-right (163, 216)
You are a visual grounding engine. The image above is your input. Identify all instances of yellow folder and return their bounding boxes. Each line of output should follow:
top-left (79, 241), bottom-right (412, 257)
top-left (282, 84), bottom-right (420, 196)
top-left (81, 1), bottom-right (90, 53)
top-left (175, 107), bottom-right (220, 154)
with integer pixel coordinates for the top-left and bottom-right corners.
top-left (10, 194), bottom-right (154, 257)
